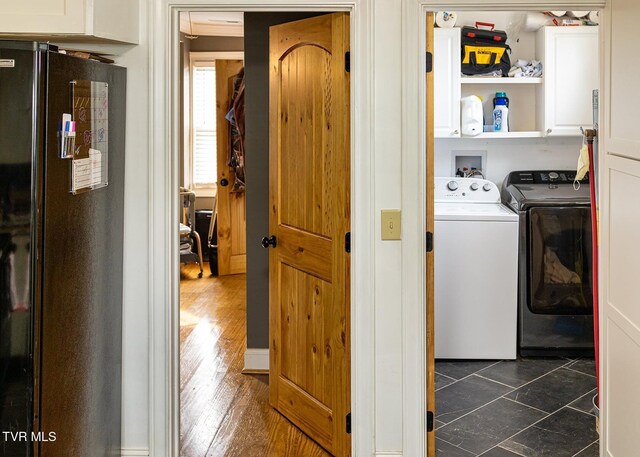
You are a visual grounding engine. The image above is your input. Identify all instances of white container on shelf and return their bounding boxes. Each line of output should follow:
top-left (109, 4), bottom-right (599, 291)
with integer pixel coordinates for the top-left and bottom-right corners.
top-left (460, 95), bottom-right (484, 136)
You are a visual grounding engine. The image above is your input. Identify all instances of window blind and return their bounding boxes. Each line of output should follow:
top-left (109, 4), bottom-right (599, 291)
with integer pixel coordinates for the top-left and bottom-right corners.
top-left (192, 65), bottom-right (217, 187)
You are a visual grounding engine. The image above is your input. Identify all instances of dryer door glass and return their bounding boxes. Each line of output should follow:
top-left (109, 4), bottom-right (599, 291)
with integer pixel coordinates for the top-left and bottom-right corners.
top-left (528, 207), bottom-right (593, 314)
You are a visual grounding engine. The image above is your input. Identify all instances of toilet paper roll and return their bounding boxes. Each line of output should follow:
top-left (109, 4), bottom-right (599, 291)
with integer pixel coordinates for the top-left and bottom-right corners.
top-left (435, 11), bottom-right (457, 28)
top-left (547, 11), bottom-right (567, 17)
top-left (588, 11), bottom-right (600, 24)
top-left (568, 11), bottom-right (590, 18)
top-left (524, 12), bottom-right (553, 31)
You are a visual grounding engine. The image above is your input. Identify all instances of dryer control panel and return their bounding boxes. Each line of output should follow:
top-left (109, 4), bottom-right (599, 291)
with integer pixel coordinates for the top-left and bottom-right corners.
top-left (435, 177), bottom-right (501, 203)
top-left (507, 170), bottom-right (589, 185)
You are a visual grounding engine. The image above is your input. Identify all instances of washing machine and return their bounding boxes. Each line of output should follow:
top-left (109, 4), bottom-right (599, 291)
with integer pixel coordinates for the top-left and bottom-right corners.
top-left (434, 177), bottom-right (519, 360)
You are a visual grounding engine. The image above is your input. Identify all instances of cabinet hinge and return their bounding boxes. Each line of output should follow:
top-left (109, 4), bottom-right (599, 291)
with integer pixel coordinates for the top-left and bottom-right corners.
top-left (427, 411), bottom-right (434, 432)
top-left (345, 232), bottom-right (351, 253)
top-left (426, 51), bottom-right (433, 73)
top-left (346, 412), bottom-right (352, 434)
top-left (426, 231), bottom-right (433, 252)
top-left (345, 51), bottom-right (351, 73)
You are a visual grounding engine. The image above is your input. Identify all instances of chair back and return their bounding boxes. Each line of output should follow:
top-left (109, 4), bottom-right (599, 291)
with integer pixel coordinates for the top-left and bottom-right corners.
top-left (179, 187), bottom-right (197, 233)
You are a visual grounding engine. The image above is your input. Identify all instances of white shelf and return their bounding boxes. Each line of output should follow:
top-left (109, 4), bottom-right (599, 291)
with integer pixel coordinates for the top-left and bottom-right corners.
top-left (462, 131), bottom-right (544, 139)
top-left (461, 77), bottom-right (543, 85)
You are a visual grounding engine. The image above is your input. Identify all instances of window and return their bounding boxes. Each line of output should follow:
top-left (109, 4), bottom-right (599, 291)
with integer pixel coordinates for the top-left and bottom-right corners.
top-left (190, 61), bottom-right (217, 189)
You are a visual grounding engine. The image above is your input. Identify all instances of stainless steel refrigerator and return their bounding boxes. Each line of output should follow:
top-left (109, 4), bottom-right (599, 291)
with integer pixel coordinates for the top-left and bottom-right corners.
top-left (0, 41), bottom-right (125, 456)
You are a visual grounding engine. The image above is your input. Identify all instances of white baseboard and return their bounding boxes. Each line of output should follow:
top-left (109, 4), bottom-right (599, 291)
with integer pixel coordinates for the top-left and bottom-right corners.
top-left (243, 348), bottom-right (269, 373)
top-left (374, 453), bottom-right (403, 457)
top-left (121, 448), bottom-right (150, 456)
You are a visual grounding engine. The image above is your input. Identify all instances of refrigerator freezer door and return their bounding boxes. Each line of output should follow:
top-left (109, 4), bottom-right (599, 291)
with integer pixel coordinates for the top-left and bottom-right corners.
top-left (0, 41), bottom-right (45, 457)
top-left (38, 52), bottom-right (126, 456)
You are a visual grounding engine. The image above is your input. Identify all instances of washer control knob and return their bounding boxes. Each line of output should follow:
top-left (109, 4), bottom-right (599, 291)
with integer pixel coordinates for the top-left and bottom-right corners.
top-left (470, 182), bottom-right (479, 191)
top-left (549, 172), bottom-right (560, 180)
top-left (447, 181), bottom-right (459, 191)
top-left (483, 183), bottom-right (492, 192)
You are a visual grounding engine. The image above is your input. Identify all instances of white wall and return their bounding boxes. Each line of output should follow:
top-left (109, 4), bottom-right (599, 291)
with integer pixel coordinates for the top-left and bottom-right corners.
top-left (436, 136), bottom-right (583, 185)
top-left (100, 4), bottom-right (152, 450)
top-left (374, 0), bottom-right (404, 451)
top-left (114, 26), bottom-right (151, 454)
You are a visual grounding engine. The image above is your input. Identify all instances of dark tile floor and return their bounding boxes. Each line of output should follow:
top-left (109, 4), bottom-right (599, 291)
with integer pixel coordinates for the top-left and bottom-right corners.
top-left (435, 358), bottom-right (599, 457)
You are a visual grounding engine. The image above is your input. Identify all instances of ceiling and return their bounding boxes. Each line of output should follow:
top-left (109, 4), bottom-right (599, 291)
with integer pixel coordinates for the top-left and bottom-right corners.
top-left (179, 12), bottom-right (244, 37)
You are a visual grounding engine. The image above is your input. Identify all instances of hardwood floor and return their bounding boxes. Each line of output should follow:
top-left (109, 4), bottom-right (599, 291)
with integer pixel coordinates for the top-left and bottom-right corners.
top-left (180, 265), bottom-right (331, 457)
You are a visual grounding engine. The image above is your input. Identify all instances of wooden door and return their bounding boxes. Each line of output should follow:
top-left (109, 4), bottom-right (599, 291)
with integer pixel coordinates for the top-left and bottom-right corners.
top-left (268, 13), bottom-right (351, 457)
top-left (216, 60), bottom-right (247, 275)
top-left (602, 0), bottom-right (640, 455)
top-left (426, 11), bottom-right (436, 457)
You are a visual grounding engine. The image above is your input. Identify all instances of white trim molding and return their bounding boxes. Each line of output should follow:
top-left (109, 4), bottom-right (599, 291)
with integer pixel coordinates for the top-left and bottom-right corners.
top-left (150, 2), bottom-right (375, 457)
top-left (243, 348), bottom-right (269, 373)
top-left (121, 448), bottom-right (150, 457)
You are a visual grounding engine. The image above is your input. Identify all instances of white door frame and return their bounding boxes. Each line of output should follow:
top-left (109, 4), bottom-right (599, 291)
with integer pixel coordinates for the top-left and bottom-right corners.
top-left (403, 1), bottom-right (605, 456)
top-left (149, 2), bottom-right (376, 456)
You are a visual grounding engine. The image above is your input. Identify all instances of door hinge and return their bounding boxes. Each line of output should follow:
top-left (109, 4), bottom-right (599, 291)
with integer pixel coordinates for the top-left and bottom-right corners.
top-left (346, 412), bottom-right (352, 434)
top-left (427, 411), bottom-right (434, 432)
top-left (345, 232), bottom-right (351, 253)
top-left (426, 231), bottom-right (433, 252)
top-left (345, 51), bottom-right (351, 73)
top-left (426, 51), bottom-right (433, 73)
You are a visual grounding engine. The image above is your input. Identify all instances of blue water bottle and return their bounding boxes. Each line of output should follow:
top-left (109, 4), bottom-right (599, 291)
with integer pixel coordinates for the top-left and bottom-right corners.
top-left (493, 92), bottom-right (509, 133)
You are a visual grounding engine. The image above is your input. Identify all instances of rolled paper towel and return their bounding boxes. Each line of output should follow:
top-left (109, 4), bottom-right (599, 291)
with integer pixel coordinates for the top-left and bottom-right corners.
top-left (547, 11), bottom-right (567, 17)
top-left (435, 11), bottom-right (457, 28)
top-left (588, 11), bottom-right (600, 24)
top-left (568, 11), bottom-right (590, 18)
top-left (524, 12), bottom-right (553, 31)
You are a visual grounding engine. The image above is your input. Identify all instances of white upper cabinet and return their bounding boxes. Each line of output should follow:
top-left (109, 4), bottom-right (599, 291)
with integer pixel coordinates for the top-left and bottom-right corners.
top-left (434, 25), bottom-right (599, 139)
top-left (434, 28), bottom-right (461, 138)
top-left (537, 27), bottom-right (599, 136)
top-left (0, 0), bottom-right (139, 44)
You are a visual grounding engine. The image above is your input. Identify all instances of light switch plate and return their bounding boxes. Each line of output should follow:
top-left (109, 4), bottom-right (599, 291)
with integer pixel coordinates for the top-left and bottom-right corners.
top-left (381, 209), bottom-right (401, 240)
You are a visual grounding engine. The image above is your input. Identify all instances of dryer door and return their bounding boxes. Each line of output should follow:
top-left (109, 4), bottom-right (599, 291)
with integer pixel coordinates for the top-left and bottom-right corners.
top-left (528, 206), bottom-right (593, 314)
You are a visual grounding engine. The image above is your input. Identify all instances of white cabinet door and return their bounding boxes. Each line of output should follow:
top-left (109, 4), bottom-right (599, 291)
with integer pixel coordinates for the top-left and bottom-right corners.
top-left (434, 28), bottom-right (461, 138)
top-left (538, 27), bottom-right (599, 136)
top-left (602, 0), bottom-right (640, 455)
top-left (0, 0), bottom-right (138, 44)
top-left (0, 0), bottom-right (85, 35)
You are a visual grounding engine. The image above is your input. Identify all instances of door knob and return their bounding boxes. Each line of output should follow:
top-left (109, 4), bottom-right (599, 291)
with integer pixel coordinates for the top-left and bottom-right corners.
top-left (261, 235), bottom-right (277, 249)
top-left (219, 178), bottom-right (229, 187)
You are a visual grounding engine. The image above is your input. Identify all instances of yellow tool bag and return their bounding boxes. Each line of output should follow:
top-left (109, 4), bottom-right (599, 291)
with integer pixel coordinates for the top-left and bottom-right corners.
top-left (461, 22), bottom-right (511, 77)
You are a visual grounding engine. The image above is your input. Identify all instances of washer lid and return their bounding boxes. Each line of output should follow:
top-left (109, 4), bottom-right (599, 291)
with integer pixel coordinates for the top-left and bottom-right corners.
top-left (435, 203), bottom-right (519, 221)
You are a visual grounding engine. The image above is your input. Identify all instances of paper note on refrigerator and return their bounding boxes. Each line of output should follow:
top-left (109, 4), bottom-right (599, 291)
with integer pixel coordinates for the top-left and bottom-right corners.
top-left (72, 148), bottom-right (103, 192)
top-left (72, 157), bottom-right (92, 191)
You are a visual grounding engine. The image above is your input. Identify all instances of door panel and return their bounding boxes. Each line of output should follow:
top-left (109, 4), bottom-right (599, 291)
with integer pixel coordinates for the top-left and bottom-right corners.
top-left (426, 11), bottom-right (436, 457)
top-left (216, 59), bottom-right (246, 275)
top-left (603, 159), bottom-right (640, 456)
top-left (269, 13), bottom-right (350, 456)
top-left (603, 0), bottom-right (640, 455)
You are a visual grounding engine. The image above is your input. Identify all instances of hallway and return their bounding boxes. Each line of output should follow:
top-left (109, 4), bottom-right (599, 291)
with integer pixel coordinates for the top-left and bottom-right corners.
top-left (179, 266), bottom-right (330, 456)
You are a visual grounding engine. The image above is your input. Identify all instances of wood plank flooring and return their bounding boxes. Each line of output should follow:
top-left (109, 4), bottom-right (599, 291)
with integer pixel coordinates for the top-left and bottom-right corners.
top-left (180, 265), bottom-right (331, 457)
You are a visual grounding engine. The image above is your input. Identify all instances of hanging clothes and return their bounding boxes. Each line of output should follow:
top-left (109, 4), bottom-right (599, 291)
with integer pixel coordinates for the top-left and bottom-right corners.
top-left (225, 67), bottom-right (246, 192)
